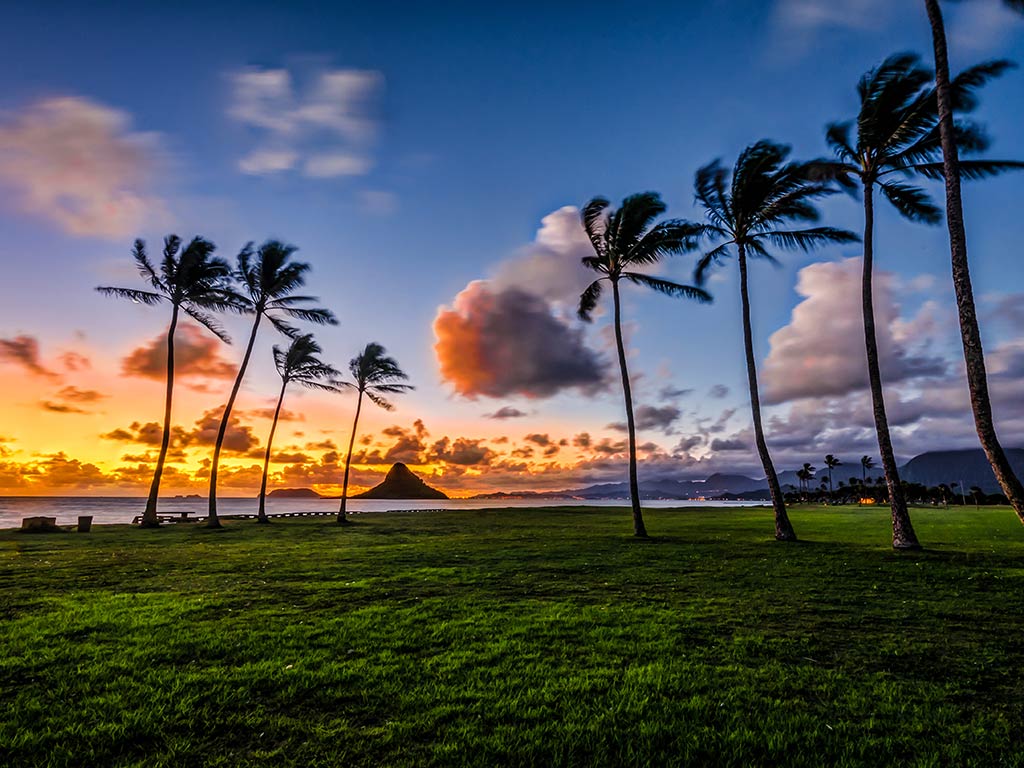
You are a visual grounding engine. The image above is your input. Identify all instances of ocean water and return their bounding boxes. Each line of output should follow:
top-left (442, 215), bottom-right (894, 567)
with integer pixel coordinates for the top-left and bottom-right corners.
top-left (0, 496), bottom-right (764, 529)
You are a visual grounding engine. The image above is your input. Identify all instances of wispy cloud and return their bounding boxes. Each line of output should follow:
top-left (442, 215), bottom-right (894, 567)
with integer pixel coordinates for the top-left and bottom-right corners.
top-left (0, 97), bottom-right (165, 238)
top-left (228, 65), bottom-right (383, 178)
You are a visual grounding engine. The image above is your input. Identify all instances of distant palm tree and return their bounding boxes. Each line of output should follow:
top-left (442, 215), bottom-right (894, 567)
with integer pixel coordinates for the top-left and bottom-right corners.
top-left (578, 193), bottom-right (710, 537)
top-left (824, 454), bottom-right (842, 499)
top-left (970, 485), bottom-right (984, 510)
top-left (97, 236), bottom-right (238, 527)
top-left (796, 468), bottom-right (811, 497)
top-left (337, 343), bottom-right (414, 524)
top-left (820, 53), bottom-right (1018, 549)
top-left (207, 241), bottom-right (337, 529)
top-left (256, 335), bottom-right (340, 524)
top-left (861, 455), bottom-right (875, 484)
top-left (694, 141), bottom-right (858, 541)
top-left (802, 463), bottom-right (816, 500)
top-left (923, 0), bottom-right (1024, 523)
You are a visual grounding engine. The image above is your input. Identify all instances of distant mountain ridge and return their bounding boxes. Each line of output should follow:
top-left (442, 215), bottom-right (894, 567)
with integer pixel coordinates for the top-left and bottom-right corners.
top-left (471, 449), bottom-right (1024, 499)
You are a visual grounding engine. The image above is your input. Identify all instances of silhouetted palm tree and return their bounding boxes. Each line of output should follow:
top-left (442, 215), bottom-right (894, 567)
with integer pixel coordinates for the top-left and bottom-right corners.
top-left (337, 343), bottom-right (413, 524)
top-left (694, 141), bottom-right (858, 541)
top-left (824, 454), bottom-right (842, 499)
top-left (802, 463), bottom-right (816, 500)
top-left (820, 52), bottom-right (1018, 548)
top-left (923, 0), bottom-right (1024, 523)
top-left (970, 485), bottom-right (984, 510)
top-left (97, 236), bottom-right (238, 527)
top-left (257, 334), bottom-right (340, 523)
top-left (578, 193), bottom-right (710, 537)
top-left (861, 455), bottom-right (875, 484)
top-left (207, 241), bottom-right (337, 529)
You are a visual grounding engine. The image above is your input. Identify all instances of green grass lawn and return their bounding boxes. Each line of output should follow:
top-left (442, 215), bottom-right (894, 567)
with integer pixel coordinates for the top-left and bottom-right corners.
top-left (2, 505), bottom-right (1024, 767)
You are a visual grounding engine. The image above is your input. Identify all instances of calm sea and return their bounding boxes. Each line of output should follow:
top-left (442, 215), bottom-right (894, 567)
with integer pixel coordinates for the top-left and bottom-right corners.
top-left (0, 496), bottom-right (763, 528)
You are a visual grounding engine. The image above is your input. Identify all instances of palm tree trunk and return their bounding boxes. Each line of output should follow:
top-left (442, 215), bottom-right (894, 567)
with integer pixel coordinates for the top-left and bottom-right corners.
top-left (738, 244), bottom-right (796, 541)
top-left (141, 304), bottom-right (179, 528)
top-left (257, 378), bottom-right (287, 524)
top-left (337, 389), bottom-right (363, 524)
top-left (611, 279), bottom-right (647, 538)
top-left (862, 183), bottom-right (921, 550)
top-left (924, 0), bottom-right (1024, 523)
top-left (207, 315), bottom-right (262, 528)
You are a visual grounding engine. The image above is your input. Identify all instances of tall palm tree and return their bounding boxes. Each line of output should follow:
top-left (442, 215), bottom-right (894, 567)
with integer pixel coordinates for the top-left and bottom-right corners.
top-left (861, 455), bottom-right (875, 484)
top-left (207, 241), bottom-right (337, 529)
top-left (923, 0), bottom-right (1024, 523)
top-left (693, 141), bottom-right (859, 542)
top-left (256, 334), bottom-right (340, 524)
top-left (820, 52), bottom-right (1018, 548)
top-left (337, 343), bottom-right (414, 524)
top-left (802, 463), bottom-right (816, 500)
top-left (578, 193), bottom-right (710, 538)
top-left (824, 454), bottom-right (842, 499)
top-left (97, 236), bottom-right (238, 527)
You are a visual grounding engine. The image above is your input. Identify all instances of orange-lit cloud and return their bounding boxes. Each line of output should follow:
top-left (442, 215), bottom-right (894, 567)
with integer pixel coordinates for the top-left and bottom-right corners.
top-left (122, 324), bottom-right (237, 380)
top-left (0, 335), bottom-right (59, 379)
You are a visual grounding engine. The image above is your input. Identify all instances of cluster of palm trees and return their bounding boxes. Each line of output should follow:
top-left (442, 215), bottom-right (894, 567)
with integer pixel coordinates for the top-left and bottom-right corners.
top-left (581, 23), bottom-right (1024, 549)
top-left (98, 238), bottom-right (412, 529)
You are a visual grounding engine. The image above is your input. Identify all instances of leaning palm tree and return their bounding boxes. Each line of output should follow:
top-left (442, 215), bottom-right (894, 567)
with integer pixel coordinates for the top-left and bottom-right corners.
top-left (820, 52), bottom-right (1019, 547)
top-left (578, 193), bottom-right (710, 537)
top-left (337, 343), bottom-right (414, 524)
top-left (97, 236), bottom-right (238, 527)
top-left (861, 455), bottom-right (875, 484)
top-left (207, 241), bottom-right (337, 529)
top-left (824, 454), bottom-right (842, 500)
top-left (693, 141), bottom-right (859, 542)
top-left (923, 0), bottom-right (1024, 523)
top-left (256, 335), bottom-right (341, 524)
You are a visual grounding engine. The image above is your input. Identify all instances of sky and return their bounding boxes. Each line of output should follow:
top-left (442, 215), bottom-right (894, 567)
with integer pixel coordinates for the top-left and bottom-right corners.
top-left (0, 0), bottom-right (1023, 497)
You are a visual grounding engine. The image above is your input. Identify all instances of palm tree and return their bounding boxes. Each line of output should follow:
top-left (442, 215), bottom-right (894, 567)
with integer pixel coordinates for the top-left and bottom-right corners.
top-left (802, 463), bottom-right (816, 500)
top-left (861, 455), bottom-right (875, 484)
top-left (97, 236), bottom-right (238, 527)
top-left (820, 53), bottom-right (1019, 549)
top-left (578, 193), bottom-right (710, 537)
top-left (970, 485), bottom-right (984, 510)
top-left (256, 335), bottom-right (340, 523)
top-left (923, 0), bottom-right (1024, 524)
top-left (693, 141), bottom-right (858, 541)
top-left (207, 241), bottom-right (337, 529)
top-left (824, 454), bottom-right (842, 500)
top-left (337, 343), bottom-right (414, 524)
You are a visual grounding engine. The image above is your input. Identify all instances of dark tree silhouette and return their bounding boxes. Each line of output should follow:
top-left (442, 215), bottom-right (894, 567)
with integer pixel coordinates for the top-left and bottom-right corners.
top-left (578, 193), bottom-right (710, 537)
top-left (923, 0), bottom-right (1024, 523)
top-left (819, 52), bottom-right (1019, 548)
top-left (207, 241), bottom-right (337, 529)
top-left (257, 334), bottom-right (340, 523)
top-left (824, 454), bottom-right (842, 499)
top-left (861, 455), bottom-right (875, 484)
top-left (97, 236), bottom-right (238, 527)
top-left (337, 343), bottom-right (413, 524)
top-left (693, 141), bottom-right (858, 541)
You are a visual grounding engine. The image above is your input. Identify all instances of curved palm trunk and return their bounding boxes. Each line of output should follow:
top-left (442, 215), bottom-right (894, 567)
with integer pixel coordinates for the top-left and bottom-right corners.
top-left (337, 389), bottom-right (363, 524)
top-left (924, 0), bottom-right (1024, 522)
top-left (611, 279), bottom-right (648, 538)
top-left (257, 378), bottom-right (288, 524)
top-left (207, 315), bottom-right (262, 528)
top-left (862, 184), bottom-right (921, 550)
top-left (141, 304), bottom-right (179, 528)
top-left (738, 244), bottom-right (796, 541)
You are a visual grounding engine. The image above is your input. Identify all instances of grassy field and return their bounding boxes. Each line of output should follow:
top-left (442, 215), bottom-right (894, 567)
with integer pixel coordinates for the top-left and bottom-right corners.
top-left (2, 505), bottom-right (1024, 767)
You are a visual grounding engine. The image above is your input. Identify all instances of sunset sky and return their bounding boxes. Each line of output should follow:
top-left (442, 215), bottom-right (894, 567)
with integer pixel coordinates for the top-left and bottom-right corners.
top-left (1, 0), bottom-right (1023, 497)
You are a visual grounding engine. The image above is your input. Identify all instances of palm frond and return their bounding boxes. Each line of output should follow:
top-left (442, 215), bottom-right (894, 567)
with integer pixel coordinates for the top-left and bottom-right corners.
top-left (759, 227), bottom-right (861, 251)
top-left (694, 242), bottom-right (732, 285)
top-left (621, 272), bottom-right (712, 303)
top-left (181, 305), bottom-right (232, 343)
top-left (948, 60), bottom-right (1016, 113)
top-left (365, 391), bottom-right (394, 411)
top-left (95, 286), bottom-right (164, 305)
top-left (581, 197), bottom-right (610, 258)
top-left (577, 278), bottom-right (604, 322)
top-left (878, 181), bottom-right (942, 223)
top-left (908, 159), bottom-right (1024, 181)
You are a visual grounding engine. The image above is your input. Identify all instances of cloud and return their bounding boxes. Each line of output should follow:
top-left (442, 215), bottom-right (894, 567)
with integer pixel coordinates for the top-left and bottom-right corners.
top-left (228, 66), bottom-right (382, 178)
top-left (186, 408), bottom-right (261, 454)
top-left (429, 437), bottom-right (496, 466)
top-left (0, 96), bottom-right (164, 238)
top-left (484, 406), bottom-right (528, 420)
top-left (0, 335), bottom-right (59, 378)
top-left (434, 281), bottom-right (606, 399)
top-left (608, 404), bottom-right (682, 434)
top-left (122, 324), bottom-right (236, 380)
top-left (708, 384), bottom-right (730, 399)
top-left (358, 189), bottom-right (398, 215)
top-left (659, 385), bottom-right (694, 400)
top-left (762, 258), bottom-right (946, 404)
top-left (774, 0), bottom-right (894, 32)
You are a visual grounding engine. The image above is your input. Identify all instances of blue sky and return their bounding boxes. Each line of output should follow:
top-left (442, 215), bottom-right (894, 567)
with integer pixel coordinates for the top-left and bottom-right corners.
top-left (0, 0), bottom-right (1023, 494)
